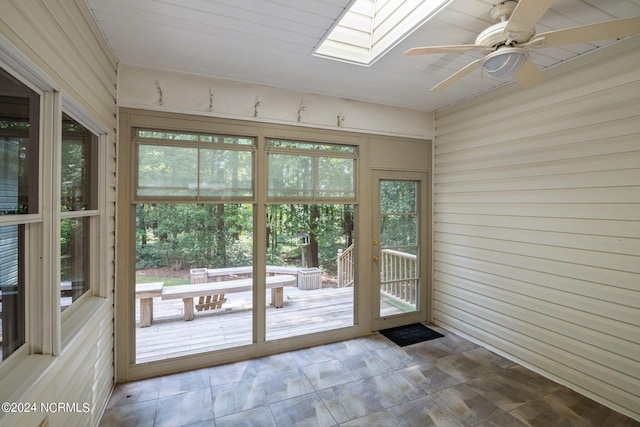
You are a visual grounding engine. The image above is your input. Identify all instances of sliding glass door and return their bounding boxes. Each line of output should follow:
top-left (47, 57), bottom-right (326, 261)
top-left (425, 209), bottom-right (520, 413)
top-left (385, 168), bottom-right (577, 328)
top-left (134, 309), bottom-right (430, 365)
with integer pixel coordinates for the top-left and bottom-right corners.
top-left (128, 126), bottom-right (358, 364)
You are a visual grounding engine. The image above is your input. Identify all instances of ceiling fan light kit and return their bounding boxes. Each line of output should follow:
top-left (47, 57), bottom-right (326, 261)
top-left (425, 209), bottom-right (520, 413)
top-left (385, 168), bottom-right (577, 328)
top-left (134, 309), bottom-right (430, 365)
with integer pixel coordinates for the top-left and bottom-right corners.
top-left (404, 0), bottom-right (640, 92)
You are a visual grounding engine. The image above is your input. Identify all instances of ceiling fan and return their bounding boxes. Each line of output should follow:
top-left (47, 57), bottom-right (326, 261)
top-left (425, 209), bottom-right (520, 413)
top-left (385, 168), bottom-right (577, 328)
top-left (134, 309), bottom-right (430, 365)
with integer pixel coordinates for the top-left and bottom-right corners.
top-left (405, 0), bottom-right (640, 91)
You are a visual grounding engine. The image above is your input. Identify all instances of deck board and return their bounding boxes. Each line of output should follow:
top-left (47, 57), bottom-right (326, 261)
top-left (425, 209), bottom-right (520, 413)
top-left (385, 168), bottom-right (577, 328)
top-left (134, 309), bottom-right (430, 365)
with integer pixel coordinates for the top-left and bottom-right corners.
top-left (135, 286), bottom-right (405, 363)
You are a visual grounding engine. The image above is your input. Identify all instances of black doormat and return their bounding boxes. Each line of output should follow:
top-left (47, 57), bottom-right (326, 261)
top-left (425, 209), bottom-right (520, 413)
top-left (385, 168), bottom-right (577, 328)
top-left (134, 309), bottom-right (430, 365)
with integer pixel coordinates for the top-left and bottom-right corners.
top-left (379, 323), bottom-right (444, 347)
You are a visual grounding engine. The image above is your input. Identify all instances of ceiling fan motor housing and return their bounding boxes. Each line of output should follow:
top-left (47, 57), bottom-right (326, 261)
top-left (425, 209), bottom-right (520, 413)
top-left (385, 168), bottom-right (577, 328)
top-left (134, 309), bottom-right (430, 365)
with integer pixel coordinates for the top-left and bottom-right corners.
top-left (490, 1), bottom-right (518, 22)
top-left (477, 1), bottom-right (535, 48)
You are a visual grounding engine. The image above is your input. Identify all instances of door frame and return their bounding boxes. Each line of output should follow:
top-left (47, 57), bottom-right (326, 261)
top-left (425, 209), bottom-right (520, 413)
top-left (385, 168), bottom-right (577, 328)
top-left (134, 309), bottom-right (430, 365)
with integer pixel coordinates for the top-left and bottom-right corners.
top-left (371, 169), bottom-right (430, 331)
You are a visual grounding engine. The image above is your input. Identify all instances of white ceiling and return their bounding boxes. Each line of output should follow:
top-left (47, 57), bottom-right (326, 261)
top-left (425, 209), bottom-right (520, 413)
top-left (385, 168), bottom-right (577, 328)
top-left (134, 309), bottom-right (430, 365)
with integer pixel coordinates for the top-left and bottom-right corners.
top-left (85, 0), bottom-right (640, 112)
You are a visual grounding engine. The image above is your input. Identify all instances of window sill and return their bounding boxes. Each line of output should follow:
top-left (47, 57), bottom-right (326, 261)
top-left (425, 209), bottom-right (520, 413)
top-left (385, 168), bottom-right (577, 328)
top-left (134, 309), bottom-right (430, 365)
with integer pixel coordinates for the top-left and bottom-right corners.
top-left (61, 296), bottom-right (110, 349)
top-left (0, 354), bottom-right (56, 409)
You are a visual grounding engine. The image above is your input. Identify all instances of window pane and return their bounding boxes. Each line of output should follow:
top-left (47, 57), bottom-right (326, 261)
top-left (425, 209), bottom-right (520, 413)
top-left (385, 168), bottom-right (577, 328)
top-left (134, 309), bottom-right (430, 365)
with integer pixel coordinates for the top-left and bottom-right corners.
top-left (267, 141), bottom-right (356, 200)
top-left (265, 204), bottom-right (355, 341)
top-left (137, 145), bottom-right (199, 197)
top-left (267, 139), bottom-right (355, 153)
top-left (199, 149), bottom-right (253, 197)
top-left (0, 225), bottom-right (25, 361)
top-left (0, 68), bottom-right (39, 215)
top-left (137, 130), bottom-right (253, 145)
top-left (61, 217), bottom-right (89, 310)
top-left (268, 154), bottom-right (313, 197)
top-left (380, 214), bottom-right (417, 247)
top-left (61, 114), bottom-right (98, 211)
top-left (135, 203), bottom-right (254, 362)
top-left (317, 157), bottom-right (355, 197)
top-left (380, 181), bottom-right (416, 213)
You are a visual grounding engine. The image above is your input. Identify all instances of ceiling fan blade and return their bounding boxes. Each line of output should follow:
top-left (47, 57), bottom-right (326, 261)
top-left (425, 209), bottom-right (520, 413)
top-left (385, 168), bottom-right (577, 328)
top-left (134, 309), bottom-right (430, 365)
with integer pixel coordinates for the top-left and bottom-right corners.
top-left (431, 58), bottom-right (483, 92)
top-left (504, 0), bottom-right (555, 37)
top-left (529, 16), bottom-right (640, 49)
top-left (515, 57), bottom-right (545, 88)
top-left (404, 45), bottom-right (481, 56)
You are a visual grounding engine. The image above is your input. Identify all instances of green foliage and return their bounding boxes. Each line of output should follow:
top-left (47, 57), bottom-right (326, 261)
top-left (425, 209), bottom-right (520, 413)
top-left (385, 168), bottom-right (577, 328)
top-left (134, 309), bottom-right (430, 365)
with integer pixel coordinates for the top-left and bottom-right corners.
top-left (135, 275), bottom-right (189, 287)
top-left (379, 181), bottom-right (418, 248)
top-left (0, 120), bottom-right (30, 130)
top-left (266, 204), bottom-right (353, 274)
top-left (136, 203), bottom-right (253, 270)
top-left (136, 203), bottom-right (354, 276)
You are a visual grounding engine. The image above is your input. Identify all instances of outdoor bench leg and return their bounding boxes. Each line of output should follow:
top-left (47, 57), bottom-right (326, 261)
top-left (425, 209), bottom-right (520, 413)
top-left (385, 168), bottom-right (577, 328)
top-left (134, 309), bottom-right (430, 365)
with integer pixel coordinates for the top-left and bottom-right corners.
top-left (183, 297), bottom-right (194, 321)
top-left (272, 287), bottom-right (284, 308)
top-left (140, 297), bottom-right (153, 327)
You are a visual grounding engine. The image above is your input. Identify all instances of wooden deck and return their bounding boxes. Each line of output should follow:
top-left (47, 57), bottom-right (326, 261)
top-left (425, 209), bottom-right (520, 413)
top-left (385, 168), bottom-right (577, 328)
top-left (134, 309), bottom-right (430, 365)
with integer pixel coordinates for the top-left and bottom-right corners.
top-left (135, 286), bottom-right (404, 363)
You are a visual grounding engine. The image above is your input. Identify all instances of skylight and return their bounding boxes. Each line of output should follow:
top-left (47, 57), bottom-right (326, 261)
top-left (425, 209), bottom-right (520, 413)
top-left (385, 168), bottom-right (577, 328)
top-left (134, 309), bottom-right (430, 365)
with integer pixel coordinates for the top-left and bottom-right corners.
top-left (314, 0), bottom-right (452, 66)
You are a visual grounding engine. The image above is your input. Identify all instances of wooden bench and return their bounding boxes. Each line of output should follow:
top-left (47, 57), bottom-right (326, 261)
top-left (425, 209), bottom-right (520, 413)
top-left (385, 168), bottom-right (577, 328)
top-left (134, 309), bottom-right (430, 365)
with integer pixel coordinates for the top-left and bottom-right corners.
top-left (162, 274), bottom-right (297, 321)
top-left (135, 282), bottom-right (164, 327)
top-left (190, 266), bottom-right (300, 282)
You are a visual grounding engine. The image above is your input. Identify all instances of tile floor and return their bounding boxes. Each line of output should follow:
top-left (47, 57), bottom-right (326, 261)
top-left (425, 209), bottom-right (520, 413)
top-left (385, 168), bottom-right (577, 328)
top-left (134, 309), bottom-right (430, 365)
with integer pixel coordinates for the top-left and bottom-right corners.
top-left (99, 325), bottom-right (639, 426)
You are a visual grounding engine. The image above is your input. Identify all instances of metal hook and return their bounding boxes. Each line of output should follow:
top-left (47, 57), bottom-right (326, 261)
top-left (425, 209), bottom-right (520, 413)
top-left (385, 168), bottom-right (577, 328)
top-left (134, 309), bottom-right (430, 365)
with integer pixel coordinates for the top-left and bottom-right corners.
top-left (209, 91), bottom-right (214, 112)
top-left (337, 115), bottom-right (345, 127)
top-left (156, 82), bottom-right (163, 106)
top-left (298, 105), bottom-right (306, 122)
top-left (254, 100), bottom-right (261, 117)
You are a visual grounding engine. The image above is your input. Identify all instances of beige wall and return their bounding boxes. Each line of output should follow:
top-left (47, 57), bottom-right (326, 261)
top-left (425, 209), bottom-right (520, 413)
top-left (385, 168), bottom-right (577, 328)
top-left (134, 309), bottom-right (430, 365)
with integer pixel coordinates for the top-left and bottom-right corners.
top-left (118, 64), bottom-right (434, 140)
top-left (0, 0), bottom-right (117, 426)
top-left (433, 37), bottom-right (640, 420)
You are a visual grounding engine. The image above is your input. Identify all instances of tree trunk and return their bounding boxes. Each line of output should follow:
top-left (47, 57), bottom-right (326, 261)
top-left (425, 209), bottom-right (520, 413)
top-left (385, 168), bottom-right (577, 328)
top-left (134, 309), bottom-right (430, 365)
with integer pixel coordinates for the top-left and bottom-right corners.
top-left (307, 205), bottom-right (320, 267)
top-left (216, 204), bottom-right (226, 266)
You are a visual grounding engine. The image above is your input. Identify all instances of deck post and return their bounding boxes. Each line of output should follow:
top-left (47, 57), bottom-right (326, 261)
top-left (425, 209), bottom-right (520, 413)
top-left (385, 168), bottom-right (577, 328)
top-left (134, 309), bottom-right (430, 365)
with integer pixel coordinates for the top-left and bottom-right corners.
top-left (337, 249), bottom-right (343, 287)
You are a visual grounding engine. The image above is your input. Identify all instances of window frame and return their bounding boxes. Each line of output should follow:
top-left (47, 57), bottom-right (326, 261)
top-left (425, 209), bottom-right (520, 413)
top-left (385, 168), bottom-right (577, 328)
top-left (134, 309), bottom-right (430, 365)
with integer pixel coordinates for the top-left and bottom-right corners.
top-left (0, 41), bottom-right (110, 382)
top-left (0, 67), bottom-right (45, 365)
top-left (117, 110), bottom-right (368, 381)
top-left (58, 112), bottom-right (101, 312)
top-left (132, 128), bottom-right (257, 203)
top-left (58, 102), bottom-right (109, 323)
top-left (265, 138), bottom-right (358, 204)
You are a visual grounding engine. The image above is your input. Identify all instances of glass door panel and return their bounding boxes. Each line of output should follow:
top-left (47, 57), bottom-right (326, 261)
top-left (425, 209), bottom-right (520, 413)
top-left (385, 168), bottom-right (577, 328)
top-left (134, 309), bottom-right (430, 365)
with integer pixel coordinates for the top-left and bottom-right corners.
top-left (134, 203), bottom-right (254, 363)
top-left (373, 171), bottom-right (427, 329)
top-left (265, 204), bottom-right (355, 341)
top-left (379, 180), bottom-right (419, 316)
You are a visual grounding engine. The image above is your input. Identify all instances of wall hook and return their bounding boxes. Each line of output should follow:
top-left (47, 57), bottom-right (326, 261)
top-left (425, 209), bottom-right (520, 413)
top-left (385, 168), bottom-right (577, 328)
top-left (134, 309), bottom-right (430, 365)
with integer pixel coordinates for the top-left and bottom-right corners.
top-left (298, 105), bottom-right (306, 122)
top-left (209, 90), bottom-right (214, 112)
top-left (337, 115), bottom-right (345, 127)
top-left (254, 100), bottom-right (261, 117)
top-left (156, 81), bottom-right (163, 106)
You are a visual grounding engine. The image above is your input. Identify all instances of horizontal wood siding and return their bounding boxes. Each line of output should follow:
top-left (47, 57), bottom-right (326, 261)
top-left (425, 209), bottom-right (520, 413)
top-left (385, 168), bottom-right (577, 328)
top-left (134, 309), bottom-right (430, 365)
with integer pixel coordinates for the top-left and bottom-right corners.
top-left (433, 39), bottom-right (640, 420)
top-left (5, 302), bottom-right (113, 427)
top-left (1, 0), bottom-right (116, 128)
top-left (1, 1), bottom-right (116, 426)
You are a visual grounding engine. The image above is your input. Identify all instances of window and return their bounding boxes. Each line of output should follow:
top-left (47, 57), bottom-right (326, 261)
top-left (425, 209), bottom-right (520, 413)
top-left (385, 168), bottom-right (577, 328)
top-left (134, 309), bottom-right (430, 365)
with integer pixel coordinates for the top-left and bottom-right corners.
top-left (265, 139), bottom-right (357, 340)
top-left (60, 113), bottom-right (98, 310)
top-left (134, 130), bottom-right (254, 200)
top-left (0, 67), bottom-right (39, 362)
top-left (267, 139), bottom-right (357, 200)
top-left (314, 0), bottom-right (452, 65)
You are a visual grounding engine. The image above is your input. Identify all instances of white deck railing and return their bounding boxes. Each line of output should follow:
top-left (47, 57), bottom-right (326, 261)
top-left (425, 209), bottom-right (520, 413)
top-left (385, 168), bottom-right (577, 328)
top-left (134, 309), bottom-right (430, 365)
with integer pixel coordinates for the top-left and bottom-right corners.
top-left (336, 245), bottom-right (417, 307)
top-left (380, 248), bottom-right (418, 308)
top-left (337, 244), bottom-right (354, 287)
